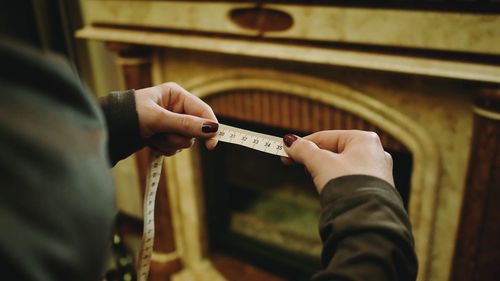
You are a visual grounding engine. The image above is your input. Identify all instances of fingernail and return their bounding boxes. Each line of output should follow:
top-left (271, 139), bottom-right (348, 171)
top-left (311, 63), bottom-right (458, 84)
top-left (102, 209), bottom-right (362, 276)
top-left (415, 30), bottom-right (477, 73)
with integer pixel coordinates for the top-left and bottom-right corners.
top-left (202, 122), bottom-right (219, 133)
top-left (283, 134), bottom-right (298, 147)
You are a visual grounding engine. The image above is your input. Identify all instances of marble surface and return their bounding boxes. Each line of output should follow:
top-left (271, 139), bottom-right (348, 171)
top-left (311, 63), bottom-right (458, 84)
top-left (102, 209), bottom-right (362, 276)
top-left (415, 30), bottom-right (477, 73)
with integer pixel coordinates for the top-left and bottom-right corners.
top-left (84, 0), bottom-right (500, 55)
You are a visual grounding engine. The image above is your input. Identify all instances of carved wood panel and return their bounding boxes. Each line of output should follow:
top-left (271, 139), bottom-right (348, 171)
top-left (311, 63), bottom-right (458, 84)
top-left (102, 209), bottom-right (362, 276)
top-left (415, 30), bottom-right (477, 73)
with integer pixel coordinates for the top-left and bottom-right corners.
top-left (451, 88), bottom-right (500, 281)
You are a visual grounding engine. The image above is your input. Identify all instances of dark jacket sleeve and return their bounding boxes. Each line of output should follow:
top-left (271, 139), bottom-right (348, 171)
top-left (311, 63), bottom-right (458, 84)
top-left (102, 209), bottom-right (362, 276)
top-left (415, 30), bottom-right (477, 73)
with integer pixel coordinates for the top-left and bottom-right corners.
top-left (312, 175), bottom-right (418, 281)
top-left (0, 37), bottom-right (117, 281)
top-left (99, 90), bottom-right (145, 165)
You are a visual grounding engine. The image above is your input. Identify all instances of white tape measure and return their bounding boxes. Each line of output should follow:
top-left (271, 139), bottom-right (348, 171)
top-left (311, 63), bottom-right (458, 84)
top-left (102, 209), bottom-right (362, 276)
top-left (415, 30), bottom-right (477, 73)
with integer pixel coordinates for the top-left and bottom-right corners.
top-left (136, 123), bottom-right (288, 280)
top-left (137, 150), bottom-right (163, 281)
top-left (214, 124), bottom-right (289, 157)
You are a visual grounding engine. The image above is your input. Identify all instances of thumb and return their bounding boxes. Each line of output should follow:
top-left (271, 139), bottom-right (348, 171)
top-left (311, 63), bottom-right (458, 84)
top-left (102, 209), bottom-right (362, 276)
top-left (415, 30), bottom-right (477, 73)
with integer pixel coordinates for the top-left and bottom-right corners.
top-left (283, 134), bottom-right (321, 167)
top-left (160, 110), bottom-right (219, 138)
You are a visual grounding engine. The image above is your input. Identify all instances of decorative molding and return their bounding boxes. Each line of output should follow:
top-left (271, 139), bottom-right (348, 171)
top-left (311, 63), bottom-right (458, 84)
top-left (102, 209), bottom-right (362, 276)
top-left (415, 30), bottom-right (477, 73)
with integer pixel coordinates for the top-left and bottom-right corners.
top-left (473, 106), bottom-right (500, 121)
top-left (86, 0), bottom-right (258, 36)
top-left (76, 27), bottom-right (500, 84)
top-left (152, 251), bottom-right (181, 263)
top-left (451, 88), bottom-right (500, 281)
top-left (84, 0), bottom-right (500, 55)
top-left (265, 4), bottom-right (500, 55)
top-left (166, 148), bottom-right (227, 281)
top-left (115, 56), bottom-right (151, 66)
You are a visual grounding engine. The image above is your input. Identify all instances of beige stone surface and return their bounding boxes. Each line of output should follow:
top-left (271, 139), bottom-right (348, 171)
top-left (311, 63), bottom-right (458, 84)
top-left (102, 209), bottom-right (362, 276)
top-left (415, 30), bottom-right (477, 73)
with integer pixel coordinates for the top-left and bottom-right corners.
top-left (79, 0), bottom-right (143, 219)
top-left (112, 154), bottom-right (143, 218)
top-left (85, 0), bottom-right (257, 35)
top-left (267, 4), bottom-right (500, 55)
top-left (84, 0), bottom-right (500, 55)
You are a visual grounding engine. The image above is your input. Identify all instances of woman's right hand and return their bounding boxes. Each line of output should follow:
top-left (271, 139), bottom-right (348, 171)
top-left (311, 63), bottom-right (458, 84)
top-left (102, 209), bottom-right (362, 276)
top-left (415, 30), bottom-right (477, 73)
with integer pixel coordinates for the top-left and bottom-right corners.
top-left (282, 130), bottom-right (394, 193)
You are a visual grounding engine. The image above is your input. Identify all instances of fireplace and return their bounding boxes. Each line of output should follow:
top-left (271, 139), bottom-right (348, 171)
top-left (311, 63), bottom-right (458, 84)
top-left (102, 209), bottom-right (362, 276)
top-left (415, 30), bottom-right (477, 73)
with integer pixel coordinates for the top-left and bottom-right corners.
top-left (165, 69), bottom-right (438, 281)
top-left (77, 1), bottom-right (500, 280)
top-left (195, 83), bottom-right (414, 279)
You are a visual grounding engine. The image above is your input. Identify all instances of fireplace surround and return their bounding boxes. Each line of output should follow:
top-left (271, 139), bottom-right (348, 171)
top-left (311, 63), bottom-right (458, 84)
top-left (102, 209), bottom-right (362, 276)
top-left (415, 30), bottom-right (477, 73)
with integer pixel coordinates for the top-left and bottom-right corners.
top-left (163, 67), bottom-right (438, 281)
top-left (77, 1), bottom-right (500, 281)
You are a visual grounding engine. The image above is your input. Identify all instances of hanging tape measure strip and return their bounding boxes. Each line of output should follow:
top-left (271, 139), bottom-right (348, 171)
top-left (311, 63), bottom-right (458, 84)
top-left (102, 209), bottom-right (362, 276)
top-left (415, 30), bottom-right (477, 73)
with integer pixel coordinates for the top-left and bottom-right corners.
top-left (137, 150), bottom-right (163, 281)
top-left (137, 124), bottom-right (288, 280)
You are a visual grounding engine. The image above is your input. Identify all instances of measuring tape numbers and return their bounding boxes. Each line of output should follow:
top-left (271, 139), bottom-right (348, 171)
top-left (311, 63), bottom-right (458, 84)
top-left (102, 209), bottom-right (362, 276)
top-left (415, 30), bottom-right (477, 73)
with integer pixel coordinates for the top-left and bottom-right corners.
top-left (136, 123), bottom-right (288, 280)
top-left (214, 124), bottom-right (289, 157)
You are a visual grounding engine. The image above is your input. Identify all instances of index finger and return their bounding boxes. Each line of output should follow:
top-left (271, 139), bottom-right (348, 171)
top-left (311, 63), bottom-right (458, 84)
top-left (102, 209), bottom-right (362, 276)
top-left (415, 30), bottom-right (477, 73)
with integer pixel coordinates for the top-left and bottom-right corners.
top-left (167, 83), bottom-right (218, 122)
top-left (167, 83), bottom-right (219, 149)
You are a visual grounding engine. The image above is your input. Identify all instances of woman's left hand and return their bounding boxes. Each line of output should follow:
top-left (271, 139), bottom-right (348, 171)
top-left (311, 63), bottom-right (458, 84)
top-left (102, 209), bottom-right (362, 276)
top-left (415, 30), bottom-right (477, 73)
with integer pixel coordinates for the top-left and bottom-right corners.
top-left (134, 82), bottom-right (219, 156)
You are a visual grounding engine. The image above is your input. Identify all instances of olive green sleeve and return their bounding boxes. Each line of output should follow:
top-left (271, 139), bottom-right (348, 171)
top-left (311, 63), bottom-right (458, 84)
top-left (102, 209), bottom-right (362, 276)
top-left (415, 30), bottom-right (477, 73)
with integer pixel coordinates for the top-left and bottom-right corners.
top-left (312, 175), bottom-right (418, 281)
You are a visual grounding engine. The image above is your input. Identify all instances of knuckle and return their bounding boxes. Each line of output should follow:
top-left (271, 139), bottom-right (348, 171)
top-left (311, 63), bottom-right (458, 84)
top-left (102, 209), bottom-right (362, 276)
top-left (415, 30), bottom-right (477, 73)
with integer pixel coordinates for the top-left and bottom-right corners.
top-left (295, 139), bottom-right (313, 151)
top-left (161, 82), bottom-right (181, 95)
top-left (359, 131), bottom-right (381, 145)
top-left (366, 131), bottom-right (380, 141)
top-left (163, 81), bottom-right (179, 89)
top-left (294, 139), bottom-right (317, 159)
top-left (199, 107), bottom-right (213, 117)
top-left (180, 116), bottom-right (191, 129)
top-left (384, 151), bottom-right (393, 164)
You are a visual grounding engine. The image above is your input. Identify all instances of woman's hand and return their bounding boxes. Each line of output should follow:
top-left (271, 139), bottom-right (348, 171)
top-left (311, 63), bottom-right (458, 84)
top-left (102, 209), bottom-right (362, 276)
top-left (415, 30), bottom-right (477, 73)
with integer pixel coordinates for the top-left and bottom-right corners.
top-left (282, 130), bottom-right (394, 193)
top-left (134, 82), bottom-right (219, 156)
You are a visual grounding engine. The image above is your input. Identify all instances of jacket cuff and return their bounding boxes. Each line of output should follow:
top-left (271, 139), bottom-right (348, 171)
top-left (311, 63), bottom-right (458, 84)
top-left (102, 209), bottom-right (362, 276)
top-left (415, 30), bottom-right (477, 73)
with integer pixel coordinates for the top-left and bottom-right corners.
top-left (319, 175), bottom-right (401, 208)
top-left (99, 90), bottom-right (145, 165)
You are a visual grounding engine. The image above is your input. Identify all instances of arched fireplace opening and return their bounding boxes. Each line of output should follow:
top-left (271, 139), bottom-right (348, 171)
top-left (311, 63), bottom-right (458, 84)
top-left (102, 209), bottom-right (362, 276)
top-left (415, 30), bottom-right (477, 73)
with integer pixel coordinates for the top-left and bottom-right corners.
top-left (200, 89), bottom-right (413, 280)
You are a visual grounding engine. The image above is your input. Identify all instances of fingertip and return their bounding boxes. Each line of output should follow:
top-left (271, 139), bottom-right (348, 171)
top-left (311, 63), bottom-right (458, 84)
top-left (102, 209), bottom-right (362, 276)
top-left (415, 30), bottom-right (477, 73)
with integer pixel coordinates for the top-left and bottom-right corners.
top-left (205, 138), bottom-right (218, 150)
top-left (282, 134), bottom-right (299, 159)
top-left (282, 134), bottom-right (320, 165)
top-left (280, 156), bottom-right (294, 166)
top-left (201, 121), bottom-right (219, 134)
top-left (283, 134), bottom-right (299, 148)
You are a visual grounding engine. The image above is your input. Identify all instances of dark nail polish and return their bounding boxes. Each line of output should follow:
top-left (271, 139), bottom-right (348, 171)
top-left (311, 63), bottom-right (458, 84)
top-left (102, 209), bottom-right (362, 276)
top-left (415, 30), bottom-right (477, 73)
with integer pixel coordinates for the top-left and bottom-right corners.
top-left (202, 122), bottom-right (219, 133)
top-left (283, 134), bottom-right (298, 147)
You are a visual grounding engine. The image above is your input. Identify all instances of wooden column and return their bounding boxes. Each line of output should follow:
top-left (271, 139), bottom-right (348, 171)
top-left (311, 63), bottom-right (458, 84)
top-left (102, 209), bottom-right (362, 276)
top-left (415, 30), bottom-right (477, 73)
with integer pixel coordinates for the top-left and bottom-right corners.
top-left (450, 87), bottom-right (500, 281)
top-left (107, 42), bottom-right (182, 280)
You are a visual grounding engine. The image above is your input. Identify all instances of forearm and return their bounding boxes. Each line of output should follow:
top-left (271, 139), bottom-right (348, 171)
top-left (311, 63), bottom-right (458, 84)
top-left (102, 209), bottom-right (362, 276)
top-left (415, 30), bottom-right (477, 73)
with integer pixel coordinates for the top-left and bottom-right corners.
top-left (312, 175), bottom-right (418, 281)
top-left (99, 90), bottom-right (144, 166)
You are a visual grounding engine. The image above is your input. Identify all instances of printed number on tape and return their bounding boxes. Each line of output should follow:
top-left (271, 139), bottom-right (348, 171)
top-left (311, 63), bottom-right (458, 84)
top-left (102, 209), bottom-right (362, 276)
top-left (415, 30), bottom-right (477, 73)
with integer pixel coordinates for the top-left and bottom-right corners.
top-left (214, 124), bottom-right (288, 157)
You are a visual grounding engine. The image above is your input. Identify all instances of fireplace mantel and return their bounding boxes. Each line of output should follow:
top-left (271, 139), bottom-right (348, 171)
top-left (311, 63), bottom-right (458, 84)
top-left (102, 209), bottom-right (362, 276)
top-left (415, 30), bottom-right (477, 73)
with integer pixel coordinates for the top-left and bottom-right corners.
top-left (77, 26), bottom-right (500, 84)
top-left (77, 0), bottom-right (500, 84)
top-left (77, 2), bottom-right (500, 281)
